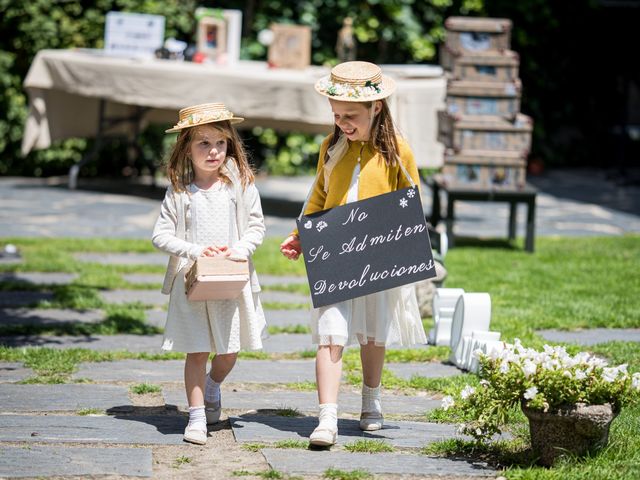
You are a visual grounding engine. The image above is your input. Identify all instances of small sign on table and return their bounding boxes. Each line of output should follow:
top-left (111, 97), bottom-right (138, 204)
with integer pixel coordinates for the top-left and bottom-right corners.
top-left (296, 187), bottom-right (436, 308)
top-left (104, 11), bottom-right (165, 59)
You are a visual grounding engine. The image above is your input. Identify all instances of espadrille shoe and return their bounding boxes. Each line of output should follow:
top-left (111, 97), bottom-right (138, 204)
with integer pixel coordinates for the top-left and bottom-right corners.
top-left (183, 425), bottom-right (207, 445)
top-left (309, 425), bottom-right (338, 446)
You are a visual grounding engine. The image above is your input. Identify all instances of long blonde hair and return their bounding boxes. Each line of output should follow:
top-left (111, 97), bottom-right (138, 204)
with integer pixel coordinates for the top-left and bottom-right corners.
top-left (324, 98), bottom-right (399, 166)
top-left (166, 121), bottom-right (255, 192)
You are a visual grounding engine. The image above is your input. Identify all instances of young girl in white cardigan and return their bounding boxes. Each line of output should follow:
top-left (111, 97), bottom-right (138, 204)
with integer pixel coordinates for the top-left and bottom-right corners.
top-left (152, 103), bottom-right (267, 445)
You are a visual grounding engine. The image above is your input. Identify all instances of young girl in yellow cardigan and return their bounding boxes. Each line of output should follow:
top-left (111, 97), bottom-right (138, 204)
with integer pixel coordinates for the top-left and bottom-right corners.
top-left (280, 61), bottom-right (427, 446)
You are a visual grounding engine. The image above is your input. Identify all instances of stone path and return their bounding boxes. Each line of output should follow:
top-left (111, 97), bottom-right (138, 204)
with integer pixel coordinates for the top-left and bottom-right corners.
top-left (0, 179), bottom-right (502, 480)
top-left (231, 415), bottom-right (460, 448)
top-left (0, 255), bottom-right (479, 478)
top-left (262, 449), bottom-right (494, 477)
top-left (0, 446), bottom-right (153, 478)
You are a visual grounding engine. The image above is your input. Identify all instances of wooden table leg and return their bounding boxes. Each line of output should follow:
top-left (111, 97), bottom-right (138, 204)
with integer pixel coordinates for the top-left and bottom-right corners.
top-left (446, 193), bottom-right (455, 248)
top-left (525, 196), bottom-right (536, 252)
top-left (429, 181), bottom-right (441, 226)
top-left (508, 202), bottom-right (517, 241)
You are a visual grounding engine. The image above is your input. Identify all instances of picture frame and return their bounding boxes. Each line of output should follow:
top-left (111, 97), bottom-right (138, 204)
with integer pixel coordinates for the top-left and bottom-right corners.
top-left (197, 16), bottom-right (227, 63)
top-left (268, 23), bottom-right (311, 70)
top-left (195, 8), bottom-right (242, 66)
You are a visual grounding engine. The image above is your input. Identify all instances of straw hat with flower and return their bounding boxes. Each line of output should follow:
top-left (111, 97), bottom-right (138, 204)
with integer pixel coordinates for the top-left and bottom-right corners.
top-left (315, 61), bottom-right (396, 102)
top-left (165, 103), bottom-right (244, 133)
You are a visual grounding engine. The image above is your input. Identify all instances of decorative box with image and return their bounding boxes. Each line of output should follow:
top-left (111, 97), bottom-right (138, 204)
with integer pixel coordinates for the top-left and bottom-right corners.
top-left (442, 150), bottom-right (527, 188)
top-left (438, 111), bottom-right (533, 154)
top-left (444, 16), bottom-right (512, 54)
top-left (446, 79), bottom-right (521, 119)
top-left (440, 46), bottom-right (519, 83)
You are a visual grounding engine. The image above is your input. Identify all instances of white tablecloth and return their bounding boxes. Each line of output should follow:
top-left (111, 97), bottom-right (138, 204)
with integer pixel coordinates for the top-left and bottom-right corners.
top-left (22, 49), bottom-right (446, 168)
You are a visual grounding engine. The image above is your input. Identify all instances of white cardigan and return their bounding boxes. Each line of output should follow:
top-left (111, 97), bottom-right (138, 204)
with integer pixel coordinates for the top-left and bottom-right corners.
top-left (152, 163), bottom-right (265, 294)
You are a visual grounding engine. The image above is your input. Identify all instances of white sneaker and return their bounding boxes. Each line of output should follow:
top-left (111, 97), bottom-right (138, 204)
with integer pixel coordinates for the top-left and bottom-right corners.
top-left (359, 411), bottom-right (384, 431)
top-left (309, 425), bottom-right (338, 446)
top-left (183, 425), bottom-right (207, 445)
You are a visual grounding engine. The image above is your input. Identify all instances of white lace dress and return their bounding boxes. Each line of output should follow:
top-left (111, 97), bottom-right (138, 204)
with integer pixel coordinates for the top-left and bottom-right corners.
top-left (310, 160), bottom-right (427, 347)
top-left (162, 183), bottom-right (267, 354)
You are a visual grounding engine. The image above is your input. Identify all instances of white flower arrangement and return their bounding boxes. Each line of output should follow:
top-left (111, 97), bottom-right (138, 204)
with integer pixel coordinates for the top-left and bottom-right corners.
top-left (316, 78), bottom-right (383, 99)
top-left (440, 339), bottom-right (640, 441)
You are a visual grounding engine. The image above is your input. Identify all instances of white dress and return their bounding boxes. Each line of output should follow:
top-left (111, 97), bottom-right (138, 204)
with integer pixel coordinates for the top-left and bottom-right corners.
top-left (310, 160), bottom-right (428, 347)
top-left (162, 183), bottom-right (267, 354)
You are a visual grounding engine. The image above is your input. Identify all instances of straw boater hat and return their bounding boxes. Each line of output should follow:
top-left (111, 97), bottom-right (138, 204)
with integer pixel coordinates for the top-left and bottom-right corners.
top-left (165, 103), bottom-right (244, 133)
top-left (314, 61), bottom-right (396, 102)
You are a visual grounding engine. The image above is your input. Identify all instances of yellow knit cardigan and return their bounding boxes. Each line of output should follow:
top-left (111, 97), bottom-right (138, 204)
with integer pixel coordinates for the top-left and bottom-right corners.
top-left (303, 134), bottom-right (420, 215)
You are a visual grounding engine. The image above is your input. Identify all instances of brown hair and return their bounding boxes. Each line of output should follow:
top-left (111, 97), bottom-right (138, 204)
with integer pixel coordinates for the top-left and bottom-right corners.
top-left (324, 99), bottom-right (399, 167)
top-left (166, 121), bottom-right (254, 192)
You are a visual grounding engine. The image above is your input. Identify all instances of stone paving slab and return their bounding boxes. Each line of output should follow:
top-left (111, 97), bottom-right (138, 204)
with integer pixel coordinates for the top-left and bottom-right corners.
top-left (0, 255), bottom-right (22, 265)
top-left (0, 291), bottom-right (54, 307)
top-left (0, 333), bottom-right (165, 352)
top-left (0, 384), bottom-right (133, 412)
top-left (264, 309), bottom-right (310, 328)
top-left (260, 275), bottom-right (308, 286)
top-left (73, 359), bottom-right (315, 383)
top-left (260, 290), bottom-right (310, 305)
top-left (122, 273), bottom-right (164, 284)
top-left (538, 328), bottom-right (640, 346)
top-left (262, 333), bottom-right (314, 353)
top-left (0, 307), bottom-right (104, 326)
top-left (0, 332), bottom-right (307, 353)
top-left (0, 414), bottom-right (185, 444)
top-left (164, 388), bottom-right (440, 415)
top-left (145, 308), bottom-right (167, 328)
top-left (100, 289), bottom-right (167, 306)
top-left (231, 415), bottom-right (459, 448)
top-left (0, 362), bottom-right (34, 382)
top-left (386, 362), bottom-right (462, 379)
top-left (0, 445), bottom-right (153, 478)
top-left (101, 289), bottom-right (309, 307)
top-left (0, 272), bottom-right (78, 285)
top-left (73, 252), bottom-right (169, 265)
top-left (262, 449), bottom-right (495, 477)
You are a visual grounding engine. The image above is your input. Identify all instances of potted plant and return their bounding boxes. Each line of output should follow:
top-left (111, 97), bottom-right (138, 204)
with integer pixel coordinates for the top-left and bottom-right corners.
top-left (440, 339), bottom-right (640, 466)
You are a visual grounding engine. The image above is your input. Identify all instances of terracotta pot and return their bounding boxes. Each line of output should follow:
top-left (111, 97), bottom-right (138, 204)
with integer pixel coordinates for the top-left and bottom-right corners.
top-left (522, 402), bottom-right (619, 467)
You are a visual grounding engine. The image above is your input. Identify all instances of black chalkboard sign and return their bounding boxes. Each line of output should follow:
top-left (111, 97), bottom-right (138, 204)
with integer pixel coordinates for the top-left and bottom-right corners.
top-left (296, 187), bottom-right (437, 308)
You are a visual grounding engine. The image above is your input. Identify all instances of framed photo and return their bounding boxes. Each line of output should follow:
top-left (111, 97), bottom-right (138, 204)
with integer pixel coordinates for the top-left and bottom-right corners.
top-left (195, 8), bottom-right (242, 66)
top-left (268, 24), bottom-right (311, 70)
top-left (197, 17), bottom-right (227, 63)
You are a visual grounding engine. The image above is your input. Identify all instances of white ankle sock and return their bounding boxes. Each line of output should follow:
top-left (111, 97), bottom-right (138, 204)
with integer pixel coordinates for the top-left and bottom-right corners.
top-left (317, 403), bottom-right (338, 430)
top-left (188, 405), bottom-right (206, 430)
top-left (362, 383), bottom-right (382, 414)
top-left (205, 374), bottom-right (221, 404)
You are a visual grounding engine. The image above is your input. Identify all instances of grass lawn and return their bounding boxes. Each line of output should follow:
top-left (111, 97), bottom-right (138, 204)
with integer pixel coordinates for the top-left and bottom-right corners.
top-left (1, 234), bottom-right (639, 477)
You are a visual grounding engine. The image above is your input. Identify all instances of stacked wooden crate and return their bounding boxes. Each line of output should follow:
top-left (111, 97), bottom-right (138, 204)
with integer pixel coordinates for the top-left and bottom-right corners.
top-left (438, 17), bottom-right (533, 189)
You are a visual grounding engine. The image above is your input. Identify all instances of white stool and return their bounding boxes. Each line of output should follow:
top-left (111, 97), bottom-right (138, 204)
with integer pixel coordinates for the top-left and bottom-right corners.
top-left (429, 288), bottom-right (464, 346)
top-left (449, 293), bottom-right (492, 367)
top-left (467, 331), bottom-right (502, 373)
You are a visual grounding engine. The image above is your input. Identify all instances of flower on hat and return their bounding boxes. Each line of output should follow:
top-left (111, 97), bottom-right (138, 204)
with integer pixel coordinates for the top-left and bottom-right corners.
top-left (316, 78), bottom-right (384, 100)
top-left (176, 109), bottom-right (233, 129)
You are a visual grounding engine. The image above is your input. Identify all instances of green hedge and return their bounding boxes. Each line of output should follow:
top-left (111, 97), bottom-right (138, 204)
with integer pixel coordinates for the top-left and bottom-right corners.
top-left (0, 0), bottom-right (483, 177)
